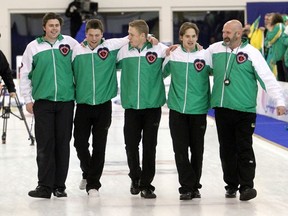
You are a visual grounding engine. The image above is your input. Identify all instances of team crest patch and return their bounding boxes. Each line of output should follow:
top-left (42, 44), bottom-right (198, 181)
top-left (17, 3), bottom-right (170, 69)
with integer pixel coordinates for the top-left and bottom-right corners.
top-left (98, 47), bottom-right (109, 60)
top-left (236, 52), bottom-right (248, 64)
top-left (146, 52), bottom-right (157, 64)
top-left (59, 44), bottom-right (70, 56)
top-left (194, 59), bottom-right (205, 72)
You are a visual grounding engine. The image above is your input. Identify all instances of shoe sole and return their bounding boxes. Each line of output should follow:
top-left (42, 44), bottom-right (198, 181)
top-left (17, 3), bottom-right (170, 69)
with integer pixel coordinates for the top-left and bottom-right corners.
top-left (240, 189), bottom-right (257, 201)
top-left (130, 189), bottom-right (140, 195)
top-left (53, 194), bottom-right (67, 198)
top-left (180, 197), bottom-right (193, 200)
top-left (88, 193), bottom-right (99, 197)
top-left (225, 194), bottom-right (236, 198)
top-left (140, 193), bottom-right (156, 199)
top-left (28, 194), bottom-right (51, 199)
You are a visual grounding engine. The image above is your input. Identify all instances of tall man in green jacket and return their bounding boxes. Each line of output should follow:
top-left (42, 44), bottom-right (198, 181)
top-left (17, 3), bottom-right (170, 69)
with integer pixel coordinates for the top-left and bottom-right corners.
top-left (207, 19), bottom-right (286, 201)
top-left (20, 12), bottom-right (78, 199)
top-left (117, 19), bottom-right (167, 199)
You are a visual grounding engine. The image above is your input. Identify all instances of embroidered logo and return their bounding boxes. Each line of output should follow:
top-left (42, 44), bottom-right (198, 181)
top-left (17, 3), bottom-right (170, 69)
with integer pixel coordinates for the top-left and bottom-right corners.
top-left (194, 59), bottom-right (206, 72)
top-left (98, 47), bottom-right (109, 60)
top-left (59, 44), bottom-right (70, 56)
top-left (146, 52), bottom-right (157, 64)
top-left (236, 52), bottom-right (248, 64)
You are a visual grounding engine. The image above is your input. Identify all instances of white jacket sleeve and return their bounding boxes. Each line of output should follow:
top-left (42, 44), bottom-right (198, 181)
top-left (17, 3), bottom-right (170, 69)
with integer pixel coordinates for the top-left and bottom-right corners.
top-left (20, 44), bottom-right (34, 104)
top-left (251, 46), bottom-right (285, 107)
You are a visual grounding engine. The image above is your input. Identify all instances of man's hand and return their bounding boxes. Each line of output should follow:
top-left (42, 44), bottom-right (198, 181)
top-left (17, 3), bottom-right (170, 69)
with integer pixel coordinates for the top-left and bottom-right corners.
top-left (26, 102), bottom-right (34, 114)
top-left (166, 44), bottom-right (179, 56)
top-left (80, 39), bottom-right (86, 47)
top-left (196, 43), bottom-right (203, 50)
top-left (276, 106), bottom-right (286, 116)
top-left (147, 35), bottom-right (158, 45)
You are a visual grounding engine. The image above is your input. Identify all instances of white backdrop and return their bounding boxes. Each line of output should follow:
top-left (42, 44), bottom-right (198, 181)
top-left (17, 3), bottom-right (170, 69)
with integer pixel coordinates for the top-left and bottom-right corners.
top-left (257, 81), bottom-right (288, 122)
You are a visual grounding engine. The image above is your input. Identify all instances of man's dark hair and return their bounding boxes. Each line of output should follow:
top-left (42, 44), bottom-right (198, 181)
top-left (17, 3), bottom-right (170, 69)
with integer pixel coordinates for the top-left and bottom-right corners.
top-left (85, 19), bottom-right (104, 33)
top-left (42, 12), bottom-right (64, 27)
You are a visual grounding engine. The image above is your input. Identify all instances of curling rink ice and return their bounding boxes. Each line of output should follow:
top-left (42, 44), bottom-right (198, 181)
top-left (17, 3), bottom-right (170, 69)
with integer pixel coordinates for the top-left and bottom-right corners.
top-left (0, 100), bottom-right (288, 216)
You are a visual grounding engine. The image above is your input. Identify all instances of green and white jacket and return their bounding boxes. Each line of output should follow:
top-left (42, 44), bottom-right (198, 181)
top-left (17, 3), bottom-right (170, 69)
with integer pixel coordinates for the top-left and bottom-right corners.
top-left (207, 38), bottom-right (285, 113)
top-left (117, 42), bottom-right (167, 109)
top-left (281, 26), bottom-right (288, 67)
top-left (72, 37), bottom-right (128, 105)
top-left (163, 45), bottom-right (212, 114)
top-left (20, 34), bottom-right (78, 103)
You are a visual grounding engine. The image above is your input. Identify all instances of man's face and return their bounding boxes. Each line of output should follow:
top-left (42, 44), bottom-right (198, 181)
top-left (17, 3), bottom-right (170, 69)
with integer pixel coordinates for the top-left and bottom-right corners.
top-left (222, 23), bottom-right (238, 46)
top-left (128, 26), bottom-right (145, 49)
top-left (43, 19), bottom-right (61, 41)
top-left (180, 28), bottom-right (198, 52)
top-left (86, 28), bottom-right (103, 49)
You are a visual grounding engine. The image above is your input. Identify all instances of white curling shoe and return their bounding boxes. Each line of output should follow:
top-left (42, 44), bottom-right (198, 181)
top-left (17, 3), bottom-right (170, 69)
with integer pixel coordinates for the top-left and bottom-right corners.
top-left (79, 179), bottom-right (87, 190)
top-left (88, 189), bottom-right (99, 197)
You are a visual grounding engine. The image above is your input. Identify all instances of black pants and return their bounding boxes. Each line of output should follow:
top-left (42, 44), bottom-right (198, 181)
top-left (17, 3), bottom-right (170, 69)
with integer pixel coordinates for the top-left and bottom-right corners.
top-left (276, 60), bottom-right (287, 82)
top-left (33, 100), bottom-right (74, 190)
top-left (169, 109), bottom-right (207, 194)
top-left (214, 108), bottom-right (256, 192)
top-left (124, 108), bottom-right (161, 191)
top-left (282, 60), bottom-right (288, 82)
top-left (73, 101), bottom-right (112, 191)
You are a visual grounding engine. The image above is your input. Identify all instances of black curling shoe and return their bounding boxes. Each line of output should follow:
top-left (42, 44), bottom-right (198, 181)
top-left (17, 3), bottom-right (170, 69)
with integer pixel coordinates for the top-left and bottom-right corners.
top-left (140, 189), bottom-right (157, 199)
top-left (53, 188), bottom-right (67, 198)
top-left (240, 188), bottom-right (257, 201)
top-left (28, 186), bottom-right (51, 199)
top-left (130, 180), bottom-right (140, 195)
top-left (193, 189), bottom-right (201, 198)
top-left (180, 192), bottom-right (193, 200)
top-left (225, 188), bottom-right (237, 198)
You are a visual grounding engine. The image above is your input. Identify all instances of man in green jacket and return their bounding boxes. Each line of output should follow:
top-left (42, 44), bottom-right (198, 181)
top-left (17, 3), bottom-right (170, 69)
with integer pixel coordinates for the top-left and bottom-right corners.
top-left (72, 19), bottom-right (129, 197)
top-left (20, 12), bottom-right (78, 199)
top-left (117, 19), bottom-right (167, 199)
top-left (163, 22), bottom-right (212, 200)
top-left (207, 19), bottom-right (286, 201)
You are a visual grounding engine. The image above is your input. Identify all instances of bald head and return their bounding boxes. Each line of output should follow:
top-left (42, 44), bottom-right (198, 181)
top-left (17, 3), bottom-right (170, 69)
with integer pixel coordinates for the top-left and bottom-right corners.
top-left (222, 19), bottom-right (243, 49)
top-left (224, 20), bottom-right (243, 32)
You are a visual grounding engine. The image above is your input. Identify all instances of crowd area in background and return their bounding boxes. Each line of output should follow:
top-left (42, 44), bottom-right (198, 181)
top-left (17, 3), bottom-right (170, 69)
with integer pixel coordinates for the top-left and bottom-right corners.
top-left (244, 12), bottom-right (288, 82)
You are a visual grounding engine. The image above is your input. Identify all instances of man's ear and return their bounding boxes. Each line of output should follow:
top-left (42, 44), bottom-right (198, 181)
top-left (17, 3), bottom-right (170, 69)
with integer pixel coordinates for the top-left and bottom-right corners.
top-left (141, 32), bottom-right (147, 39)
